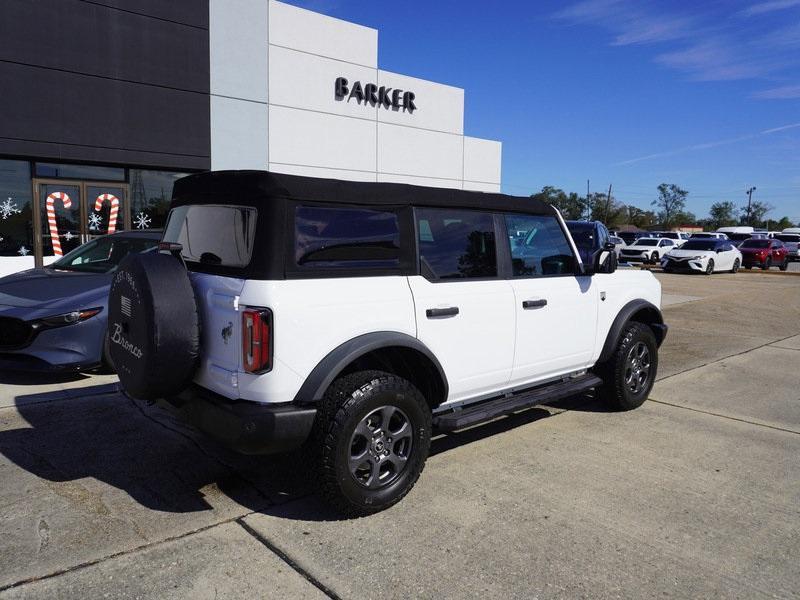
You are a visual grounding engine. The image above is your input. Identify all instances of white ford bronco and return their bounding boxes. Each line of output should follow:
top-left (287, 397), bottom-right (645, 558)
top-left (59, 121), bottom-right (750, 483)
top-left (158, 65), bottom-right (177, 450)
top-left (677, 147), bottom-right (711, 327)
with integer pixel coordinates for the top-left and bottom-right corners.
top-left (108, 171), bottom-right (667, 516)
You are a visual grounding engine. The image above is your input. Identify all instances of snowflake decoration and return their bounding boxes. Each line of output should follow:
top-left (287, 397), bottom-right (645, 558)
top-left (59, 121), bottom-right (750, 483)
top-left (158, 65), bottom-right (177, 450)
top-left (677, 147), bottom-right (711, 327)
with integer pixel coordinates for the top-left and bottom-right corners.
top-left (88, 212), bottom-right (103, 231)
top-left (18, 245), bottom-right (30, 256)
top-left (63, 231), bottom-right (75, 241)
top-left (134, 212), bottom-right (151, 229)
top-left (0, 197), bottom-right (21, 220)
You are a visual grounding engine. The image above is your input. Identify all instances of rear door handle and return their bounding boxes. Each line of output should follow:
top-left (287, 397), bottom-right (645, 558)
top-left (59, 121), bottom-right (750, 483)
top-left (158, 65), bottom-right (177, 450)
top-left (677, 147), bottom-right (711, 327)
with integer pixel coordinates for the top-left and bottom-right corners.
top-left (522, 299), bottom-right (548, 309)
top-left (426, 306), bottom-right (459, 318)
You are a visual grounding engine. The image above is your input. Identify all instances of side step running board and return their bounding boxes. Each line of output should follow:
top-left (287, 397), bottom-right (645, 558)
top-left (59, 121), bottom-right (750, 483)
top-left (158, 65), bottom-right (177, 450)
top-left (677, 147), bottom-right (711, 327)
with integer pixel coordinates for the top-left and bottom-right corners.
top-left (432, 373), bottom-right (603, 432)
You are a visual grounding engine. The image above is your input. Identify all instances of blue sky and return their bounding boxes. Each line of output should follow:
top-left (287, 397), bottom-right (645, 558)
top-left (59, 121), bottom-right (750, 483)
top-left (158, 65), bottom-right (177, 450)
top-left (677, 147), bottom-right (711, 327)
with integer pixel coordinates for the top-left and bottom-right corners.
top-left (284, 0), bottom-right (800, 223)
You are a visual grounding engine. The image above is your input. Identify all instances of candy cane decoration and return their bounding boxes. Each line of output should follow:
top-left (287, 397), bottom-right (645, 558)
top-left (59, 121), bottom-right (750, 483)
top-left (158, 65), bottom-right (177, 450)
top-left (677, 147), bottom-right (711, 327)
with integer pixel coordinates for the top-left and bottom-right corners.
top-left (94, 193), bottom-right (120, 235)
top-left (45, 192), bottom-right (72, 256)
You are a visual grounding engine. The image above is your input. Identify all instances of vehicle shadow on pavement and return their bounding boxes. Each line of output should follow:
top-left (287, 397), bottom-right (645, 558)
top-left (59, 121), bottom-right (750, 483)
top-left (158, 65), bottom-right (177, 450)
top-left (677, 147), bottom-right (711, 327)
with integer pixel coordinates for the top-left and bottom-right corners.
top-left (0, 386), bottom-right (602, 522)
top-left (0, 370), bottom-right (93, 386)
top-left (0, 386), bottom-right (315, 517)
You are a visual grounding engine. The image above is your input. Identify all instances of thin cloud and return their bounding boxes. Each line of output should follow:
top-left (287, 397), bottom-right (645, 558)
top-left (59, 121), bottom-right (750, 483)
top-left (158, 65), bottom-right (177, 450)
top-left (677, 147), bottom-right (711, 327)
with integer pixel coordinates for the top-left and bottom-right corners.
top-left (553, 0), bottom-right (697, 46)
top-left (555, 1), bottom-right (800, 84)
top-left (753, 84), bottom-right (800, 98)
top-left (739, 0), bottom-right (800, 17)
top-left (615, 123), bottom-right (800, 166)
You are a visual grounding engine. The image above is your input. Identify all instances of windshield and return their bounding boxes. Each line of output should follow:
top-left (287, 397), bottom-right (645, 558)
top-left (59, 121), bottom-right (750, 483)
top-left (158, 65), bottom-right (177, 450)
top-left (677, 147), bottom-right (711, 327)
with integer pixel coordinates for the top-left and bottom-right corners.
top-left (691, 233), bottom-right (715, 238)
top-left (775, 234), bottom-right (800, 243)
top-left (680, 240), bottom-right (717, 251)
top-left (741, 239), bottom-right (770, 248)
top-left (163, 204), bottom-right (257, 267)
top-left (50, 236), bottom-right (158, 273)
top-left (726, 233), bottom-right (752, 241)
top-left (633, 239), bottom-right (658, 246)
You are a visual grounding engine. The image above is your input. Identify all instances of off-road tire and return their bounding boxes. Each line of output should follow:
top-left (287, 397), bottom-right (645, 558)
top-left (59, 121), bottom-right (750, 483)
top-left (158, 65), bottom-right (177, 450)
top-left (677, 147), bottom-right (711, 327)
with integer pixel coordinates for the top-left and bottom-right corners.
top-left (315, 370), bottom-right (431, 517)
top-left (705, 259), bottom-right (714, 275)
top-left (731, 258), bottom-right (740, 274)
top-left (596, 322), bottom-right (658, 411)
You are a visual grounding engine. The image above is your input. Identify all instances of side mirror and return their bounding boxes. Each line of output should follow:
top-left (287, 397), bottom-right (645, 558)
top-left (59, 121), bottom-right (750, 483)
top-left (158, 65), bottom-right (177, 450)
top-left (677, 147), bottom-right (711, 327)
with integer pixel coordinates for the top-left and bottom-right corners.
top-left (585, 246), bottom-right (617, 275)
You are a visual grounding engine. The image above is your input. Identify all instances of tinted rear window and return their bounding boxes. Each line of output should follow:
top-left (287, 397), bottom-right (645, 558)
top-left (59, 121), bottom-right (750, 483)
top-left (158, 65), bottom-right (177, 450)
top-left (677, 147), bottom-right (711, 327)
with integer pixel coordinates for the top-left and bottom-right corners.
top-left (164, 205), bottom-right (257, 267)
top-left (294, 206), bottom-right (400, 268)
top-left (775, 234), bottom-right (800, 242)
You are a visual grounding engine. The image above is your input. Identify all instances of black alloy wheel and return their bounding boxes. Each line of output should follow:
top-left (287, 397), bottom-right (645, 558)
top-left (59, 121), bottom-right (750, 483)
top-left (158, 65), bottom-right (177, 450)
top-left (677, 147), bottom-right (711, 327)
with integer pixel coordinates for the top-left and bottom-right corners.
top-left (315, 370), bottom-right (431, 516)
top-left (624, 342), bottom-right (652, 396)
top-left (595, 322), bottom-right (658, 411)
top-left (348, 405), bottom-right (413, 490)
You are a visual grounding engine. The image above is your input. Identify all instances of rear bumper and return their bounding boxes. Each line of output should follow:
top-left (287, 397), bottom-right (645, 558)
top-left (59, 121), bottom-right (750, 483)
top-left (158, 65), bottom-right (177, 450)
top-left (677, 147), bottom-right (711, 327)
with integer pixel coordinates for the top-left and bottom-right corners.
top-left (741, 257), bottom-right (767, 266)
top-left (163, 385), bottom-right (317, 455)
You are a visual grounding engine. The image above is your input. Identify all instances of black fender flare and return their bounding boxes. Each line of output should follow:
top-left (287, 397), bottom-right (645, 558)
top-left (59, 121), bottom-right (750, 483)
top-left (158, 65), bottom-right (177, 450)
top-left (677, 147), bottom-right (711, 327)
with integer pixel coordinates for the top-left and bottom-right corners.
top-left (597, 300), bottom-right (667, 364)
top-left (292, 331), bottom-right (448, 405)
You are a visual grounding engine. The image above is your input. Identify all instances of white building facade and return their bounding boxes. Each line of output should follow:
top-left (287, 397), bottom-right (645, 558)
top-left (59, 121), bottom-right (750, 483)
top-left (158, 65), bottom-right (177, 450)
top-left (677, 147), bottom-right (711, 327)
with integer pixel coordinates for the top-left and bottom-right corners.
top-left (210, 0), bottom-right (502, 192)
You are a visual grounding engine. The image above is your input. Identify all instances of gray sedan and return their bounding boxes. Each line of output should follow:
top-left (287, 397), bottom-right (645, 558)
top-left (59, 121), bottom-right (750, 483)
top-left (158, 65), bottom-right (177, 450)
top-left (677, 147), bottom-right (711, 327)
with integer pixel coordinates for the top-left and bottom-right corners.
top-left (0, 230), bottom-right (161, 372)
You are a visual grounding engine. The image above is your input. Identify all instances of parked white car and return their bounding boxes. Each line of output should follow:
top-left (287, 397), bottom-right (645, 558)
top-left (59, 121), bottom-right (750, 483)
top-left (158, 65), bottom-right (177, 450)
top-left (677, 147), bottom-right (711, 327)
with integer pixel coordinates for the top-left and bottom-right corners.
top-left (609, 235), bottom-right (626, 258)
top-left (661, 239), bottom-right (742, 275)
top-left (619, 237), bottom-right (677, 264)
top-left (690, 232), bottom-right (729, 240)
top-left (652, 231), bottom-right (688, 247)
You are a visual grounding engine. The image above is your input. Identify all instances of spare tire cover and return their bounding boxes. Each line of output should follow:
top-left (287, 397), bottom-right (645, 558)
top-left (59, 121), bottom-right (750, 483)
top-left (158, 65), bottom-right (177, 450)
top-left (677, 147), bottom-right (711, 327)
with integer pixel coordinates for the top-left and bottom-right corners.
top-left (108, 252), bottom-right (200, 400)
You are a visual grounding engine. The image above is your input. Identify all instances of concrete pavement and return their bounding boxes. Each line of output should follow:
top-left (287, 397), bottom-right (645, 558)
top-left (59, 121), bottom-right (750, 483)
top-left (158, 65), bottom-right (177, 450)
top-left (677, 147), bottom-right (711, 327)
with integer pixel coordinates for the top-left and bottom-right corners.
top-left (0, 269), bottom-right (798, 599)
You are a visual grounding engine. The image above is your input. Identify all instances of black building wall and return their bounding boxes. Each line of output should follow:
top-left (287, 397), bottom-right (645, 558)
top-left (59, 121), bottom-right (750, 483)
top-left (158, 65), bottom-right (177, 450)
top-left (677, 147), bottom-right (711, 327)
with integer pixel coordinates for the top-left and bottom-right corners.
top-left (0, 0), bottom-right (211, 170)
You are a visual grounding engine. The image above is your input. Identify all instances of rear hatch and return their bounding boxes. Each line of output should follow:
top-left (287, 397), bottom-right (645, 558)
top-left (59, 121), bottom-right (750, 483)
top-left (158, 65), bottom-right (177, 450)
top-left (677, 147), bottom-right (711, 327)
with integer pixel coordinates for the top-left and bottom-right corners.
top-left (162, 203), bottom-right (257, 399)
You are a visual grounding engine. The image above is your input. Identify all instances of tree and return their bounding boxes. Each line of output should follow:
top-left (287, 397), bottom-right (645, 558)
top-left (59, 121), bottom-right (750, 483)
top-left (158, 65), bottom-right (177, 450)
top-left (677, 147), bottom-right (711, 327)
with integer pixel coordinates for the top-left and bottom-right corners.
top-left (652, 183), bottom-right (688, 228)
top-left (531, 186), bottom-right (586, 220)
top-left (625, 205), bottom-right (657, 229)
top-left (584, 192), bottom-right (627, 228)
top-left (708, 201), bottom-right (737, 230)
top-left (774, 216), bottom-right (793, 230)
top-left (738, 200), bottom-right (772, 227)
top-left (673, 210), bottom-right (697, 227)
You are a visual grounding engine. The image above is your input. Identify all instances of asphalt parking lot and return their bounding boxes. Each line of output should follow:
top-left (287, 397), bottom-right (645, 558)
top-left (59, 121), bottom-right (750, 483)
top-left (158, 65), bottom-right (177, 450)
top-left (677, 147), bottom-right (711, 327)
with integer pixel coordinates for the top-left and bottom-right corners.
top-left (0, 269), bottom-right (798, 599)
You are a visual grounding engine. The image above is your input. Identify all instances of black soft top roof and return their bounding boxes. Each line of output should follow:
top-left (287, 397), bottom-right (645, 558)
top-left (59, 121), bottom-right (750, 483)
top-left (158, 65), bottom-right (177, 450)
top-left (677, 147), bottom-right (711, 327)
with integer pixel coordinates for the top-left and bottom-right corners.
top-left (172, 170), bottom-right (553, 215)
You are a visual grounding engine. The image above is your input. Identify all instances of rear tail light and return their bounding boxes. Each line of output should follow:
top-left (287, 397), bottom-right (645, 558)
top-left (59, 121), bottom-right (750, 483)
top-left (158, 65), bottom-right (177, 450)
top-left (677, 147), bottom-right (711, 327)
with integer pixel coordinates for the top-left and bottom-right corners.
top-left (242, 308), bottom-right (273, 373)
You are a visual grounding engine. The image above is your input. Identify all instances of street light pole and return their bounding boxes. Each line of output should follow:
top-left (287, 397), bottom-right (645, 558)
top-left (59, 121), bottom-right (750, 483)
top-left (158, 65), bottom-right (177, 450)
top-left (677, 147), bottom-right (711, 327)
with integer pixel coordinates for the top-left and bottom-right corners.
top-left (746, 186), bottom-right (757, 226)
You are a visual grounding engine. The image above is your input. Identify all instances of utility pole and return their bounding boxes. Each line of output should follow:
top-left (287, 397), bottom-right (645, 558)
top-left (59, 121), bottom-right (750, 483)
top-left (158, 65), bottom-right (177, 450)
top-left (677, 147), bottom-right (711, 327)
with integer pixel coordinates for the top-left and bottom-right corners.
top-left (746, 186), bottom-right (756, 226)
top-left (605, 183), bottom-right (613, 225)
top-left (586, 179), bottom-right (590, 220)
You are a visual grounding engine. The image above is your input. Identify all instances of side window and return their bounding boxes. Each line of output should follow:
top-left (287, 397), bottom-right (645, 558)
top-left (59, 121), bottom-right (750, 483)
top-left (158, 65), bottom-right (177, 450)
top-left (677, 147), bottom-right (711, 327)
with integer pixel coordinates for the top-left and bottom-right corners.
top-left (294, 206), bottom-right (400, 268)
top-left (504, 214), bottom-right (577, 277)
top-left (416, 208), bottom-right (497, 279)
top-left (597, 224), bottom-right (610, 247)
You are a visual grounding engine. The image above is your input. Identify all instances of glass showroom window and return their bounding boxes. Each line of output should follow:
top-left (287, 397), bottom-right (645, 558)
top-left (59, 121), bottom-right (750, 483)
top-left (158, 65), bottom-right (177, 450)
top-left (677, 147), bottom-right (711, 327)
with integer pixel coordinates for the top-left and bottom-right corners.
top-left (129, 169), bottom-right (190, 230)
top-left (0, 159), bottom-right (34, 259)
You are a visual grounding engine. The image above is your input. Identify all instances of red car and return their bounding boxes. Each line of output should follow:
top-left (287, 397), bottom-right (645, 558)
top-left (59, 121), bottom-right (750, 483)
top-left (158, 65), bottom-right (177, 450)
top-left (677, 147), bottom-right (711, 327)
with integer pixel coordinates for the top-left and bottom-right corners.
top-left (739, 239), bottom-right (789, 271)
